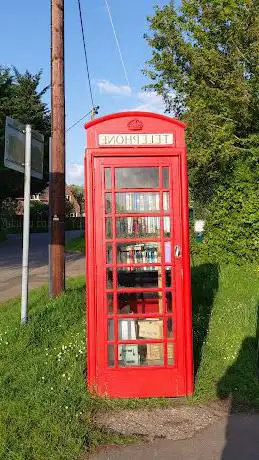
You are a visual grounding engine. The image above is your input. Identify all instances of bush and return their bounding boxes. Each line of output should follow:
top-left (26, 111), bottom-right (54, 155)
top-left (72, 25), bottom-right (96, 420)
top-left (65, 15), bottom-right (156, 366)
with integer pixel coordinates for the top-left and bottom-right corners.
top-left (0, 228), bottom-right (6, 242)
top-left (203, 161), bottom-right (259, 263)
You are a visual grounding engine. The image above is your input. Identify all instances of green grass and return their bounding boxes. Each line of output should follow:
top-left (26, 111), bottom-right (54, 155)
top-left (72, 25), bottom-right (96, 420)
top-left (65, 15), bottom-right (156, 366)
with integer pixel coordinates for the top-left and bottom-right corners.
top-left (66, 236), bottom-right (85, 253)
top-left (0, 262), bottom-right (259, 459)
top-left (0, 278), bottom-right (171, 460)
top-left (0, 278), bottom-right (108, 460)
top-left (192, 261), bottom-right (259, 407)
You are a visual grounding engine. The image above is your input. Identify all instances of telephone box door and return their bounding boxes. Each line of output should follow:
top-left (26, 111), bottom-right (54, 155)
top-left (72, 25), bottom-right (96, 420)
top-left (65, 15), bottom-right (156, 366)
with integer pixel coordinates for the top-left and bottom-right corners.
top-left (92, 155), bottom-right (187, 398)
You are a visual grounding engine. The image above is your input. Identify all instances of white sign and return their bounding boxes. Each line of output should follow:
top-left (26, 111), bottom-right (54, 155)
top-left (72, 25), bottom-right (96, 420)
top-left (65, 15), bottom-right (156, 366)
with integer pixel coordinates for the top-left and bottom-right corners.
top-left (194, 220), bottom-right (205, 233)
top-left (99, 132), bottom-right (173, 147)
top-left (4, 117), bottom-right (44, 179)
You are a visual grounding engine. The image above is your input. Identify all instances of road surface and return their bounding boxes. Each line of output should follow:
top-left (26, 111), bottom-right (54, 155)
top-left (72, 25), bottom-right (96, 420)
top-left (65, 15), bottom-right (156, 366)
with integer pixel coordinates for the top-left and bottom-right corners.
top-left (0, 231), bottom-right (85, 302)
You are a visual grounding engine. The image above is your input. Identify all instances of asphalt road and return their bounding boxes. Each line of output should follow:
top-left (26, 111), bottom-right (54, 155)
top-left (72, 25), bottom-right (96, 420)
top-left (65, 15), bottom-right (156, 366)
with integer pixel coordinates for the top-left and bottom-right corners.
top-left (0, 231), bottom-right (85, 302)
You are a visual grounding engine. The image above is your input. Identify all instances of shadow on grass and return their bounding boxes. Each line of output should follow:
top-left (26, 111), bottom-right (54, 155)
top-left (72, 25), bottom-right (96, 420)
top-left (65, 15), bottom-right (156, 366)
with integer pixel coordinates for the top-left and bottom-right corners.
top-left (191, 263), bottom-right (219, 376)
top-left (217, 306), bottom-right (259, 459)
top-left (217, 305), bottom-right (259, 410)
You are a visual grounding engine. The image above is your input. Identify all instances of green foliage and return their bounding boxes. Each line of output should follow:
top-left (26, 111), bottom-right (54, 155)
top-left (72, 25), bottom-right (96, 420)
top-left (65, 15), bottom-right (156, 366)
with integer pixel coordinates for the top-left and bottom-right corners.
top-left (65, 198), bottom-right (76, 217)
top-left (145, 1), bottom-right (259, 260)
top-left (0, 228), bottom-right (6, 242)
top-left (70, 185), bottom-right (84, 215)
top-left (66, 236), bottom-right (85, 253)
top-left (204, 159), bottom-right (259, 262)
top-left (30, 201), bottom-right (49, 219)
top-left (0, 67), bottom-right (50, 202)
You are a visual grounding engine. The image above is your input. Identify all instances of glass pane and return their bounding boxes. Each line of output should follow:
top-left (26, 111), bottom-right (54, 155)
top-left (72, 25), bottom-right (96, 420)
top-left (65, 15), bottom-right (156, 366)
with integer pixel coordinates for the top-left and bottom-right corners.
top-left (118, 344), bottom-right (139, 366)
top-left (107, 293), bottom-right (113, 314)
top-left (118, 343), bottom-right (164, 367)
top-left (106, 268), bottom-right (113, 288)
top-left (167, 342), bottom-right (174, 365)
top-left (108, 345), bottom-right (114, 367)
top-left (117, 242), bottom-right (160, 264)
top-left (162, 167), bottom-right (169, 188)
top-left (108, 319), bottom-right (114, 340)
top-left (163, 192), bottom-right (170, 211)
top-left (118, 318), bottom-right (163, 340)
top-left (105, 168), bottom-right (112, 189)
top-left (118, 292), bottom-right (163, 314)
top-left (164, 242), bottom-right (171, 264)
top-left (106, 244), bottom-right (113, 264)
top-left (115, 167), bottom-right (159, 188)
top-left (167, 317), bottom-right (173, 338)
top-left (105, 218), bottom-right (112, 239)
top-left (165, 267), bottom-right (171, 287)
top-left (164, 217), bottom-right (171, 237)
top-left (105, 193), bottom-right (112, 214)
top-left (116, 217), bottom-right (160, 238)
top-left (118, 267), bottom-right (162, 288)
top-left (166, 292), bottom-right (173, 313)
top-left (116, 192), bottom-right (160, 213)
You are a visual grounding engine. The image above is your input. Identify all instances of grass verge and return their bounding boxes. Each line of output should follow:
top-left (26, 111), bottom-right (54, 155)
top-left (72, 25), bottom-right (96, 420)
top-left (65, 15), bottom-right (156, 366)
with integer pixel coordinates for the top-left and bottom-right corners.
top-left (0, 262), bottom-right (259, 459)
top-left (66, 236), bottom-right (85, 253)
top-left (0, 278), bottom-right (107, 460)
top-left (193, 261), bottom-right (259, 407)
top-left (0, 278), bottom-right (173, 460)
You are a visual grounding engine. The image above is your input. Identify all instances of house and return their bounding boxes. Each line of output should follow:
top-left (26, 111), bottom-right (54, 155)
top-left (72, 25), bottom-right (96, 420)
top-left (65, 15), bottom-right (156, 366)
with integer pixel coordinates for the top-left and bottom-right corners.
top-left (16, 184), bottom-right (81, 217)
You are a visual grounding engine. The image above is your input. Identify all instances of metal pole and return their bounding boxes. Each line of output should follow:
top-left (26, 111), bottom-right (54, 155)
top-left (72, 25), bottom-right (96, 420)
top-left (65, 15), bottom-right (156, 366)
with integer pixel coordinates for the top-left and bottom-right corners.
top-left (50, 0), bottom-right (65, 296)
top-left (21, 125), bottom-right (32, 325)
top-left (48, 137), bottom-right (52, 296)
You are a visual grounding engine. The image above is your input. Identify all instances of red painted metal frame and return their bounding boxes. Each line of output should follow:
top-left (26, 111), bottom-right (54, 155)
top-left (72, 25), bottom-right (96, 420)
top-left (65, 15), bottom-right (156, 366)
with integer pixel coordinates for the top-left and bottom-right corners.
top-left (84, 111), bottom-right (193, 398)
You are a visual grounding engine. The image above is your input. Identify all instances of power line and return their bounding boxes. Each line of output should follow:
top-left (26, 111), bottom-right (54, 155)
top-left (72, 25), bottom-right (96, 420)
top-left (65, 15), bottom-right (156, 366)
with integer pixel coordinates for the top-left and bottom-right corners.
top-left (104, 0), bottom-right (130, 88)
top-left (77, 0), bottom-right (95, 107)
top-left (66, 106), bottom-right (99, 133)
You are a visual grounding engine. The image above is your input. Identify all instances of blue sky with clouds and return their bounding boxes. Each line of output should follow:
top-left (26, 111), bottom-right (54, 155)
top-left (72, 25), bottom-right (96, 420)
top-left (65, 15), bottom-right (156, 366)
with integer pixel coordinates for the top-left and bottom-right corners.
top-left (1, 0), bottom-right (179, 184)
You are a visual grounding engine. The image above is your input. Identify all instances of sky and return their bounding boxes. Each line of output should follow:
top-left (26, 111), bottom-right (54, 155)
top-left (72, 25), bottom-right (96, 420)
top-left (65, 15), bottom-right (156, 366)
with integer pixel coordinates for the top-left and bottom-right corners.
top-left (0, 0), bottom-right (179, 185)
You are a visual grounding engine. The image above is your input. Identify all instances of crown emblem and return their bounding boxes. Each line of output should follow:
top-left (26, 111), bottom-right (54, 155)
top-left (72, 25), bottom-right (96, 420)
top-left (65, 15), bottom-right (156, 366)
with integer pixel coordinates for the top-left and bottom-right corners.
top-left (128, 119), bottom-right (143, 131)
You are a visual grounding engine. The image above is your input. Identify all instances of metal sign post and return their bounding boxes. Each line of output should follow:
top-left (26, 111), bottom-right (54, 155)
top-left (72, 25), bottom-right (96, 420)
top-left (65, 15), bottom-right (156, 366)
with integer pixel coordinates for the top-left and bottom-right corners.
top-left (4, 116), bottom-right (44, 325)
top-left (21, 125), bottom-right (32, 325)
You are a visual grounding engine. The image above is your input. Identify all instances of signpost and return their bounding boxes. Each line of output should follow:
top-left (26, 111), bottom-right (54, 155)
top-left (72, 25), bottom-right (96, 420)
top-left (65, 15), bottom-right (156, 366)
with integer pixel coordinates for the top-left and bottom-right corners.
top-left (5, 117), bottom-right (44, 179)
top-left (4, 117), bottom-right (44, 324)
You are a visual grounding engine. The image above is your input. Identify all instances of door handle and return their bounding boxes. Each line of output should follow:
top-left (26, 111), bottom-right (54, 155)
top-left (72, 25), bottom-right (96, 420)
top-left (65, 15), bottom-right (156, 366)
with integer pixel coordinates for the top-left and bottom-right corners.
top-left (174, 245), bottom-right (181, 258)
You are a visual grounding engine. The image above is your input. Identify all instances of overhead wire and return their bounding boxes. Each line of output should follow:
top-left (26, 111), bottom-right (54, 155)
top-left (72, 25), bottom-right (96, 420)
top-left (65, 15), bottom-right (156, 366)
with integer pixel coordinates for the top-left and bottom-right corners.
top-left (66, 106), bottom-right (99, 133)
top-left (104, 0), bottom-right (130, 88)
top-left (77, 0), bottom-right (95, 108)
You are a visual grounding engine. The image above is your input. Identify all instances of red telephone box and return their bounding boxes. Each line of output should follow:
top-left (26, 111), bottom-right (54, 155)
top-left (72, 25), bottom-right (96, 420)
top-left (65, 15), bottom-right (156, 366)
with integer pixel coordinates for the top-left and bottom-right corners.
top-left (84, 111), bottom-right (193, 398)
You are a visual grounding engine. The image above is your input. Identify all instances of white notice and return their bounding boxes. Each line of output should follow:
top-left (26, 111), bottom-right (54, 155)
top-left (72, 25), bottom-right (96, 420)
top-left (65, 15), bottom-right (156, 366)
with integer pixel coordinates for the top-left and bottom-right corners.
top-left (99, 133), bottom-right (174, 147)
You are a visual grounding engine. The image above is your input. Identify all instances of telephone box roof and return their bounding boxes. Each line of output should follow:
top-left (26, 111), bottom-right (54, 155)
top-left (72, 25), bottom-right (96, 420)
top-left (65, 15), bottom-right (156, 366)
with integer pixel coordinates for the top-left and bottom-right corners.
top-left (84, 111), bottom-right (186, 130)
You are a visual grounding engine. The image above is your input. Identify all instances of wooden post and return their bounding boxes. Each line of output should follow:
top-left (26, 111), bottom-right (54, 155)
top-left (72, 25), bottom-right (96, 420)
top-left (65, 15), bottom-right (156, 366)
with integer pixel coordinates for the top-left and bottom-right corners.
top-left (50, 0), bottom-right (65, 296)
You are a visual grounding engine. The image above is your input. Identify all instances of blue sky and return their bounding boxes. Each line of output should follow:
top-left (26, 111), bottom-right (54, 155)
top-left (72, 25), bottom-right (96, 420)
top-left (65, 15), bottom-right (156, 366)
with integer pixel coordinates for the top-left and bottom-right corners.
top-left (0, 0), bottom-right (179, 184)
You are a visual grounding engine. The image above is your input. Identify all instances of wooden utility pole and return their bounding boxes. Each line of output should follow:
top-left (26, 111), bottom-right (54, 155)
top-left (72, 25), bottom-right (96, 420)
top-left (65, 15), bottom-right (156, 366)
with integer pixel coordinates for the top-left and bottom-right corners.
top-left (50, 0), bottom-right (65, 296)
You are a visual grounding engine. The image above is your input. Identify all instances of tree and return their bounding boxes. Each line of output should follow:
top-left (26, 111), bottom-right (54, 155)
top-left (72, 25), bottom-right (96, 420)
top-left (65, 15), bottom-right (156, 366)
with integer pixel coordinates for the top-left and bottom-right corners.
top-left (30, 201), bottom-right (49, 220)
top-left (144, 0), bottom-right (259, 204)
top-left (0, 67), bottom-right (50, 202)
top-left (144, 1), bottom-right (259, 261)
top-left (70, 184), bottom-right (84, 215)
